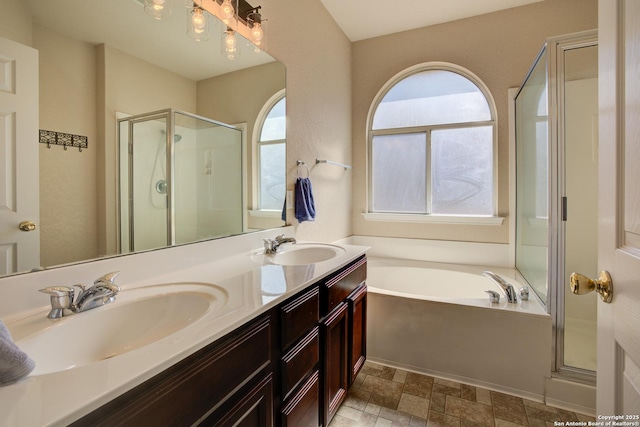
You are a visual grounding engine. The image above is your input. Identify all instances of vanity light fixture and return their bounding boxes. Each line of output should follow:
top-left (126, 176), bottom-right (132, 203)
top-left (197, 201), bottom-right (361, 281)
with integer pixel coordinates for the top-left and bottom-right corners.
top-left (223, 27), bottom-right (239, 60)
top-left (143, 0), bottom-right (172, 20)
top-left (187, 2), bottom-right (209, 42)
top-left (246, 6), bottom-right (265, 49)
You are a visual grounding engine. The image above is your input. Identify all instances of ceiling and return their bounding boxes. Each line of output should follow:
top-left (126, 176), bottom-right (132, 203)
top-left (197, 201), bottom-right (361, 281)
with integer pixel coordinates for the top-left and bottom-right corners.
top-left (318, 0), bottom-right (546, 42)
top-left (27, 0), bottom-right (275, 81)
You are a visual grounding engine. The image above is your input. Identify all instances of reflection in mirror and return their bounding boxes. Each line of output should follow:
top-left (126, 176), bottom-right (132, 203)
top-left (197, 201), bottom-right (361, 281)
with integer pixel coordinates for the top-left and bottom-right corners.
top-left (257, 93), bottom-right (286, 212)
top-left (0, 0), bottom-right (285, 278)
top-left (118, 110), bottom-right (243, 253)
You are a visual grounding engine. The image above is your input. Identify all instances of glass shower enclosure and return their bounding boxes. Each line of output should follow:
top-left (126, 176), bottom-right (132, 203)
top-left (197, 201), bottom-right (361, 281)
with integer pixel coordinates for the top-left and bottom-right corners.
top-left (515, 30), bottom-right (598, 382)
top-left (118, 109), bottom-right (243, 253)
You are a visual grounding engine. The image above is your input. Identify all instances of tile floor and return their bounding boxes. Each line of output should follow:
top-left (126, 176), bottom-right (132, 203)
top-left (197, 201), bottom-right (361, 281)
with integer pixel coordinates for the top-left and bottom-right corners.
top-left (329, 361), bottom-right (595, 427)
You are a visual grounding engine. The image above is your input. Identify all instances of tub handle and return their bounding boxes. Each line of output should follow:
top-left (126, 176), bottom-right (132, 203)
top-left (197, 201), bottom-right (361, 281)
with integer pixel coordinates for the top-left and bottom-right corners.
top-left (485, 290), bottom-right (500, 303)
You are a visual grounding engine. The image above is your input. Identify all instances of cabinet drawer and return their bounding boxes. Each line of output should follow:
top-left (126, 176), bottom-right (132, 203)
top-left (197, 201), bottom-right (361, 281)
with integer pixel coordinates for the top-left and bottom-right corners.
top-left (281, 370), bottom-right (320, 427)
top-left (281, 327), bottom-right (319, 400)
top-left (280, 286), bottom-right (319, 350)
top-left (323, 256), bottom-right (366, 315)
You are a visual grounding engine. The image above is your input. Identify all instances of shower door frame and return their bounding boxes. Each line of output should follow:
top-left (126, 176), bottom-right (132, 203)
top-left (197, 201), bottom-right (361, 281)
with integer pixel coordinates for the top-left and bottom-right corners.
top-left (117, 109), bottom-right (176, 253)
top-left (117, 108), bottom-right (243, 253)
top-left (549, 31), bottom-right (598, 384)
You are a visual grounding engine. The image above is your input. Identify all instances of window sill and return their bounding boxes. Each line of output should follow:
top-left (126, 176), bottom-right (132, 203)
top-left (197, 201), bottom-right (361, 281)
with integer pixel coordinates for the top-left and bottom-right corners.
top-left (362, 212), bottom-right (505, 225)
top-left (249, 209), bottom-right (282, 218)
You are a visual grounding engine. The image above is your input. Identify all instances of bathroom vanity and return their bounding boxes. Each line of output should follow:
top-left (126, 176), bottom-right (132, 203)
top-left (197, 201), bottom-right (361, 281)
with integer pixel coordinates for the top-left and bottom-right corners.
top-left (0, 230), bottom-right (367, 427)
top-left (71, 255), bottom-right (367, 427)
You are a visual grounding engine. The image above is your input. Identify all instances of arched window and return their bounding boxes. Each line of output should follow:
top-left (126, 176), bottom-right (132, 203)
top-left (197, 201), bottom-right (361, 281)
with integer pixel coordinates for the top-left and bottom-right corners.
top-left (256, 91), bottom-right (286, 211)
top-left (369, 63), bottom-right (497, 217)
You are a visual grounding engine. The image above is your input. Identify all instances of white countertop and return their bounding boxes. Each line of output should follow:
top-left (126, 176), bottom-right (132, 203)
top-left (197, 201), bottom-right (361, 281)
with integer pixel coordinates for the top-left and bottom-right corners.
top-left (0, 232), bottom-right (368, 427)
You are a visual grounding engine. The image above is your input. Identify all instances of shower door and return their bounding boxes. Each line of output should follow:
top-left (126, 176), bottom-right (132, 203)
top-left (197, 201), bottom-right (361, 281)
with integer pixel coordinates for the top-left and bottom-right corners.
top-left (558, 40), bottom-right (599, 378)
top-left (515, 31), bottom-right (598, 383)
top-left (119, 112), bottom-right (172, 253)
top-left (118, 109), bottom-right (243, 253)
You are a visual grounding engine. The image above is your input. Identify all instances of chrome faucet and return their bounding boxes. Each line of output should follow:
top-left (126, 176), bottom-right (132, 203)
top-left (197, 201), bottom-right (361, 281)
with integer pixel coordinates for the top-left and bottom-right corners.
top-left (39, 272), bottom-right (121, 319)
top-left (263, 234), bottom-right (297, 254)
top-left (482, 271), bottom-right (518, 303)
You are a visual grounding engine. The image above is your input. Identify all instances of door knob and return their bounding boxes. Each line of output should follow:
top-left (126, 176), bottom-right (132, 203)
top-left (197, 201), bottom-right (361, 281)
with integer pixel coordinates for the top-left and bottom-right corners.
top-left (570, 271), bottom-right (613, 303)
top-left (18, 221), bottom-right (37, 232)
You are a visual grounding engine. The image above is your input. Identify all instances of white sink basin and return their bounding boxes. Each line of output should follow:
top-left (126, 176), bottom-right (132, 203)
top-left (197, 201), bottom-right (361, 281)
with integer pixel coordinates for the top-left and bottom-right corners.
top-left (7, 283), bottom-right (228, 376)
top-left (251, 243), bottom-right (346, 266)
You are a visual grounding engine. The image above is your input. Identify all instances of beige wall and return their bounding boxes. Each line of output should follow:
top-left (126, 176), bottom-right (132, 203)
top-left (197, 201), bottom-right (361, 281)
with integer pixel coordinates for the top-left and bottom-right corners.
top-left (264, 0), bottom-right (353, 242)
top-left (351, 0), bottom-right (598, 243)
top-left (0, 0), bottom-right (32, 46)
top-left (98, 45), bottom-right (197, 256)
top-left (34, 25), bottom-right (99, 267)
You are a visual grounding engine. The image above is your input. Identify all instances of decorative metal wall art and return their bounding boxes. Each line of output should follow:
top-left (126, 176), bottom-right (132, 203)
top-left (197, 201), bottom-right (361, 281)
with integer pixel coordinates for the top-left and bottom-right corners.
top-left (39, 130), bottom-right (88, 152)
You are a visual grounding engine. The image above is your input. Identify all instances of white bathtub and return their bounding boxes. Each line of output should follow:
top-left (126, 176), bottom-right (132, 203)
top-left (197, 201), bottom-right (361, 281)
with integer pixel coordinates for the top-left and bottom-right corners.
top-left (365, 257), bottom-right (552, 401)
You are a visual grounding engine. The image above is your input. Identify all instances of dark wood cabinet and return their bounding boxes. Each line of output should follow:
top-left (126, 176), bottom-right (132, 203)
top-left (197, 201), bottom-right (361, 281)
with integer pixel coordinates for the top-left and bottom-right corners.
top-left (71, 314), bottom-right (274, 427)
top-left (320, 255), bottom-right (367, 426)
top-left (71, 256), bottom-right (366, 427)
top-left (205, 374), bottom-right (274, 427)
top-left (281, 370), bottom-right (321, 427)
top-left (322, 301), bottom-right (349, 424)
top-left (279, 286), bottom-right (321, 426)
top-left (348, 284), bottom-right (367, 386)
top-left (280, 286), bottom-right (319, 351)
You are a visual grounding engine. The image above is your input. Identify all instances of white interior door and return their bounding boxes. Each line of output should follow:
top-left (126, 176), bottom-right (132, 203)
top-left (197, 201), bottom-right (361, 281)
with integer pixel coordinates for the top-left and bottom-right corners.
top-left (597, 0), bottom-right (640, 415)
top-left (0, 36), bottom-right (39, 275)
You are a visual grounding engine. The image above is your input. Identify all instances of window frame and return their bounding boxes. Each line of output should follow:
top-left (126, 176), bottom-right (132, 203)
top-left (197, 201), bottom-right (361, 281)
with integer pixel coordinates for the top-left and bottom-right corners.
top-left (366, 62), bottom-right (500, 223)
top-left (253, 89), bottom-right (286, 213)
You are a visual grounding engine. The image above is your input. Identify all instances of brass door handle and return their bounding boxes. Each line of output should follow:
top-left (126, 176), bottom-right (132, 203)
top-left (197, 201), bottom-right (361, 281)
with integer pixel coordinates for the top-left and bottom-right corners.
top-left (18, 221), bottom-right (37, 232)
top-left (570, 271), bottom-right (613, 303)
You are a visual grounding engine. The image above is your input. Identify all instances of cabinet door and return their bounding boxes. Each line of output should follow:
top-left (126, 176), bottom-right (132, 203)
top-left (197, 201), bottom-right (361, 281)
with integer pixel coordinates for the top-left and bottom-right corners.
top-left (71, 315), bottom-right (272, 427)
top-left (205, 374), bottom-right (273, 427)
top-left (281, 370), bottom-right (320, 427)
top-left (348, 285), bottom-right (367, 386)
top-left (322, 301), bottom-right (348, 425)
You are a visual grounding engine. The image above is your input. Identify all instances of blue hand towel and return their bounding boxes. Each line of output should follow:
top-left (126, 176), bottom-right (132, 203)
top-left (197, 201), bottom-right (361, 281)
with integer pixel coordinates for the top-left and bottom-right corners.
top-left (295, 177), bottom-right (316, 222)
top-left (0, 320), bottom-right (35, 386)
top-left (281, 194), bottom-right (287, 222)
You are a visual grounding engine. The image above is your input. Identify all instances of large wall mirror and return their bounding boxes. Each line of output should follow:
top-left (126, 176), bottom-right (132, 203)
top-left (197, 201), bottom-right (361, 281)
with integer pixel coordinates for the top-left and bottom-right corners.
top-left (0, 0), bottom-right (286, 278)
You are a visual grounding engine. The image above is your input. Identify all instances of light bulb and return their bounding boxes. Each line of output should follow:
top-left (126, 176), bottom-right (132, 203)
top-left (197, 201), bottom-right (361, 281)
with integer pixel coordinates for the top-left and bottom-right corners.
top-left (144, 0), bottom-right (171, 20)
top-left (192, 9), bottom-right (206, 30)
top-left (220, 0), bottom-right (235, 24)
top-left (224, 30), bottom-right (237, 59)
top-left (188, 7), bottom-right (209, 41)
top-left (251, 23), bottom-right (263, 43)
top-left (225, 33), bottom-right (236, 50)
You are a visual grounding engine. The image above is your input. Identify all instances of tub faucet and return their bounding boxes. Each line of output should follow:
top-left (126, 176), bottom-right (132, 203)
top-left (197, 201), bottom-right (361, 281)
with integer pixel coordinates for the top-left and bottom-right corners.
top-left (482, 271), bottom-right (518, 303)
top-left (263, 234), bottom-right (296, 254)
top-left (39, 272), bottom-right (121, 318)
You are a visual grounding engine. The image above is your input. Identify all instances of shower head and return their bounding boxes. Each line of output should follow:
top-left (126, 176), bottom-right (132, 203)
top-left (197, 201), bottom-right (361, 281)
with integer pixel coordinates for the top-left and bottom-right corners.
top-left (160, 130), bottom-right (182, 142)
